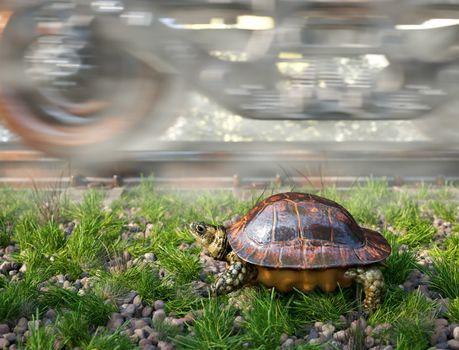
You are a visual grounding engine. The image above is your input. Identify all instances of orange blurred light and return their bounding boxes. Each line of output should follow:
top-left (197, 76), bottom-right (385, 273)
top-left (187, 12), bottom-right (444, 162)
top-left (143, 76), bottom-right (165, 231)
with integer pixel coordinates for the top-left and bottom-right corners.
top-left (0, 11), bottom-right (12, 34)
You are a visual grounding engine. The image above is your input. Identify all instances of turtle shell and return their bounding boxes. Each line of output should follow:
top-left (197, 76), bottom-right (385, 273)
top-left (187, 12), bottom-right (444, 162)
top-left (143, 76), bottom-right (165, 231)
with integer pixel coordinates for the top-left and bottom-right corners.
top-left (227, 192), bottom-right (391, 269)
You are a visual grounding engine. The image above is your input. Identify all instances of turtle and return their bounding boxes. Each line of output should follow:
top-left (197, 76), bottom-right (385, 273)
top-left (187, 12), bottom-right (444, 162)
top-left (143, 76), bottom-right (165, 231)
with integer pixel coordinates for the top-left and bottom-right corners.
top-left (190, 192), bottom-right (391, 311)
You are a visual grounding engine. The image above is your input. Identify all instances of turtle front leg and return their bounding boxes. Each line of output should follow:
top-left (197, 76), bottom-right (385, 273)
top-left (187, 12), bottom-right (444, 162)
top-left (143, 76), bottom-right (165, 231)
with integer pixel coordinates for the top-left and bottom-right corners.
top-left (211, 256), bottom-right (257, 295)
top-left (344, 266), bottom-right (384, 312)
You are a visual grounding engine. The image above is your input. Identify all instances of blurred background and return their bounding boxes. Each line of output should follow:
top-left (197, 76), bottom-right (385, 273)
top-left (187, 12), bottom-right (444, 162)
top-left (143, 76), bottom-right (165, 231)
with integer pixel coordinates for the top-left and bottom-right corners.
top-left (0, 0), bottom-right (458, 185)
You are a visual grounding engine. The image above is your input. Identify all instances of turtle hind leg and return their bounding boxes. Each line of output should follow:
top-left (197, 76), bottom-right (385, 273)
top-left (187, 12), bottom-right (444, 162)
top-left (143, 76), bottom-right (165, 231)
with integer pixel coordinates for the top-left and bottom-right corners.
top-left (344, 266), bottom-right (384, 312)
top-left (210, 261), bottom-right (257, 296)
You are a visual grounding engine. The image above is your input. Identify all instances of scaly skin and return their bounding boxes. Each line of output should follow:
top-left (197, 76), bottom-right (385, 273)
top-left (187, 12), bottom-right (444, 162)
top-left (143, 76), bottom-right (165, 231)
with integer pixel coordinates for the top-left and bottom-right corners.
top-left (210, 253), bottom-right (257, 295)
top-left (344, 266), bottom-right (384, 312)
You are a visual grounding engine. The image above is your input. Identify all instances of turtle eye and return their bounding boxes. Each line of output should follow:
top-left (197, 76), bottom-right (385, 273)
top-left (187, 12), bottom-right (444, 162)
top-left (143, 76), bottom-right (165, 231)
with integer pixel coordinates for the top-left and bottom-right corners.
top-left (196, 224), bottom-right (206, 234)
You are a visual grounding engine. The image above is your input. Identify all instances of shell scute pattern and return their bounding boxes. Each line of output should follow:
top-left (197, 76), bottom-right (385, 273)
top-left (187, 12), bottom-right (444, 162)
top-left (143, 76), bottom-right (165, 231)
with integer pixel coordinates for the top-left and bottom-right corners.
top-left (227, 192), bottom-right (391, 269)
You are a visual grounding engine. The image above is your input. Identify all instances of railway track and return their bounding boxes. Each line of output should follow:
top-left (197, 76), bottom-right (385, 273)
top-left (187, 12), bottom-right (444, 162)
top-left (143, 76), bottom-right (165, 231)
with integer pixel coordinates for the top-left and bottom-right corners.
top-left (1, 141), bottom-right (458, 189)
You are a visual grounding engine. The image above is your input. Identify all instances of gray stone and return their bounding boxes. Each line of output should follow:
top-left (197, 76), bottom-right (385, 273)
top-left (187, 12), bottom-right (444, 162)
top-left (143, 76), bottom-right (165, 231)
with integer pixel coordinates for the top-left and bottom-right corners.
top-left (134, 328), bottom-right (149, 339)
top-left (123, 291), bottom-right (138, 304)
top-left (314, 322), bottom-right (324, 331)
top-left (129, 334), bottom-right (140, 343)
top-left (142, 306), bottom-right (153, 318)
top-left (365, 336), bottom-right (375, 348)
top-left (453, 326), bottom-right (459, 340)
top-left (0, 262), bottom-right (12, 274)
top-left (147, 331), bottom-right (160, 345)
top-left (44, 309), bottom-right (56, 321)
top-left (139, 339), bottom-right (153, 348)
top-left (154, 300), bottom-right (165, 310)
top-left (134, 319), bottom-right (148, 329)
top-left (152, 309), bottom-right (166, 324)
top-left (56, 274), bottom-right (65, 284)
top-left (74, 280), bottom-right (82, 290)
top-left (333, 330), bottom-right (348, 343)
top-left (0, 338), bottom-right (10, 349)
top-left (144, 253), bottom-right (155, 262)
top-left (233, 316), bottom-right (244, 331)
top-left (157, 341), bottom-right (174, 350)
top-left (281, 338), bottom-right (294, 348)
top-left (121, 304), bottom-right (136, 317)
top-left (3, 333), bottom-right (16, 343)
top-left (0, 324), bottom-right (10, 335)
top-left (133, 295), bottom-right (143, 306)
top-left (142, 346), bottom-right (158, 350)
top-left (108, 317), bottom-right (124, 330)
top-left (9, 344), bottom-right (18, 350)
top-left (307, 328), bottom-right (319, 341)
top-left (431, 328), bottom-right (447, 345)
top-left (280, 333), bottom-right (289, 344)
top-left (14, 318), bottom-right (28, 334)
top-left (434, 319), bottom-right (449, 328)
top-left (372, 323), bottom-right (392, 336)
top-left (448, 339), bottom-right (459, 350)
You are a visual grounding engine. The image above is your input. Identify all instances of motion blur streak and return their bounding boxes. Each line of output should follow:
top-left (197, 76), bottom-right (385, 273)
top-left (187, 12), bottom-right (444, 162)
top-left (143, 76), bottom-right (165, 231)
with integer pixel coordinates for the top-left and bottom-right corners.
top-left (0, 11), bottom-right (12, 33)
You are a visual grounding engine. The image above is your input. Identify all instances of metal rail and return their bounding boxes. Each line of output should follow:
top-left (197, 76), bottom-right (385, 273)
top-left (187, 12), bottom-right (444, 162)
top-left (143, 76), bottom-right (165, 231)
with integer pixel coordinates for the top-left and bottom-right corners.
top-left (1, 141), bottom-right (458, 189)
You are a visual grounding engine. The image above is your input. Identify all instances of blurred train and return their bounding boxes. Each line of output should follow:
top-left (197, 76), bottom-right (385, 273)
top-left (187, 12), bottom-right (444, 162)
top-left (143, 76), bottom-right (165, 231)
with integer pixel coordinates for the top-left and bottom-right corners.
top-left (0, 0), bottom-right (458, 156)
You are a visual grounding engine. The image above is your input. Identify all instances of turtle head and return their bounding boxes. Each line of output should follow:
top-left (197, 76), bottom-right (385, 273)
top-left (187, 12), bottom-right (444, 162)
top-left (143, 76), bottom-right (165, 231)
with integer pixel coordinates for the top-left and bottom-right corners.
top-left (189, 222), bottom-right (229, 260)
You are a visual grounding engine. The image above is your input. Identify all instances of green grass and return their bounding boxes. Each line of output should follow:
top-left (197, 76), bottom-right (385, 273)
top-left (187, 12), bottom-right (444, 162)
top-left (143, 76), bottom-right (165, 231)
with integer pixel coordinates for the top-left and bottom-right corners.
top-left (290, 288), bottom-right (356, 327)
top-left (428, 200), bottom-right (457, 222)
top-left (0, 180), bottom-right (458, 349)
top-left (446, 298), bottom-right (459, 322)
top-left (22, 314), bottom-right (58, 350)
top-left (342, 178), bottom-right (391, 227)
top-left (0, 279), bottom-right (40, 322)
top-left (424, 257), bottom-right (459, 299)
top-left (382, 232), bottom-right (418, 287)
top-left (175, 298), bottom-right (239, 349)
top-left (241, 288), bottom-right (294, 349)
top-left (369, 289), bottom-right (437, 348)
top-left (383, 199), bottom-right (436, 247)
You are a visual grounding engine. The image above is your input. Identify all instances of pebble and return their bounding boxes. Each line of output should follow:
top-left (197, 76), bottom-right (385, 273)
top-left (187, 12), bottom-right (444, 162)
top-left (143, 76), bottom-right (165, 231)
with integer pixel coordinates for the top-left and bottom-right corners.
top-left (280, 333), bottom-right (289, 344)
top-left (14, 318), bottom-right (28, 334)
top-left (134, 328), bottom-right (149, 339)
top-left (307, 328), bottom-right (319, 341)
top-left (0, 324), bottom-right (10, 335)
top-left (435, 319), bottom-right (449, 328)
top-left (365, 336), bottom-right (375, 348)
top-left (143, 346), bottom-right (159, 350)
top-left (141, 306), bottom-right (153, 318)
top-left (3, 332), bottom-right (16, 343)
top-left (453, 327), bottom-right (459, 340)
top-left (121, 304), bottom-right (136, 318)
top-left (134, 319), bottom-right (148, 329)
top-left (157, 341), bottom-right (174, 350)
top-left (281, 338), bottom-right (294, 348)
top-left (154, 300), bottom-right (165, 310)
top-left (45, 309), bottom-right (56, 321)
top-left (333, 330), bottom-right (348, 343)
top-left (147, 331), bottom-right (160, 345)
top-left (144, 253), bottom-right (155, 262)
top-left (448, 340), bottom-right (459, 350)
top-left (431, 328), bottom-right (447, 345)
top-left (233, 316), bottom-right (244, 331)
top-left (123, 292), bottom-right (138, 304)
top-left (139, 339), bottom-right (153, 348)
top-left (0, 338), bottom-right (9, 349)
top-left (133, 295), bottom-right (143, 306)
top-left (152, 309), bottom-right (166, 324)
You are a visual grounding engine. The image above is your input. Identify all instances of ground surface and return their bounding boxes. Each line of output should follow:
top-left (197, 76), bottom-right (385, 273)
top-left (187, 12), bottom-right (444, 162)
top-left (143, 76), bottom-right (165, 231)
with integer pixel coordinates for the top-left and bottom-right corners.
top-left (0, 179), bottom-right (459, 350)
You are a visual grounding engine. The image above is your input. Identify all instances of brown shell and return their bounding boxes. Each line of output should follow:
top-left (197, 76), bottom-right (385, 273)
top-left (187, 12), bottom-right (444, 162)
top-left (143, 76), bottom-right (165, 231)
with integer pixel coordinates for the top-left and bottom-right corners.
top-left (227, 192), bottom-right (391, 269)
